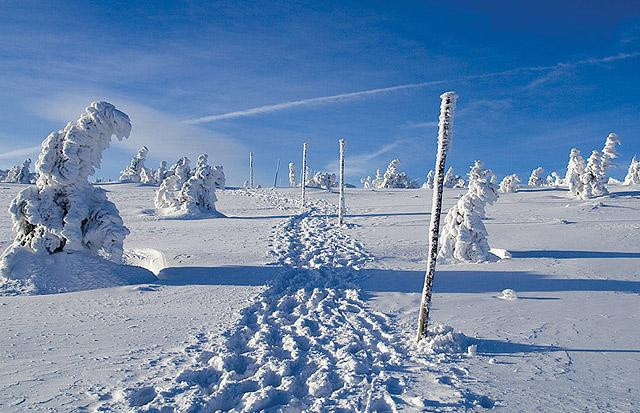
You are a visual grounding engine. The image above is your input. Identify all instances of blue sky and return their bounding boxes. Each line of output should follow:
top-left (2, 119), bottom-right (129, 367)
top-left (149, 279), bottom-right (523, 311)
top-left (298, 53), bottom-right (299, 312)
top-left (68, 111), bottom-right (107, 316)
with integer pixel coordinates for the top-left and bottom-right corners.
top-left (1, 1), bottom-right (639, 185)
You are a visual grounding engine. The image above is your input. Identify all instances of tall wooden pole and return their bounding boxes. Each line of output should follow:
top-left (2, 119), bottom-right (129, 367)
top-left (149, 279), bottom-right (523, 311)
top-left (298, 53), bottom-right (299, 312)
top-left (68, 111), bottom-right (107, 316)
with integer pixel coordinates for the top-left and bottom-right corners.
top-left (249, 152), bottom-right (254, 188)
top-left (301, 143), bottom-right (308, 207)
top-left (338, 139), bottom-right (346, 226)
top-left (416, 91), bottom-right (458, 341)
top-left (274, 159), bottom-right (280, 187)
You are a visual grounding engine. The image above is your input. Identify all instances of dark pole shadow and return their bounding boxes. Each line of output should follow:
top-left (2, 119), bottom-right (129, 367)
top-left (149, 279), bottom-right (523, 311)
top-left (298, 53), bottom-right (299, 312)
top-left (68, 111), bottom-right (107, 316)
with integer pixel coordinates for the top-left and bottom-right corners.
top-left (510, 250), bottom-right (640, 259)
top-left (476, 338), bottom-right (640, 355)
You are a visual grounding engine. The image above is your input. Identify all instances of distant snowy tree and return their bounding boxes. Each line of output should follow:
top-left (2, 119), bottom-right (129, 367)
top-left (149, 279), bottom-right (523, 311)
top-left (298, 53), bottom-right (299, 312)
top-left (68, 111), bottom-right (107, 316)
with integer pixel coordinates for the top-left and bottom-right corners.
top-left (550, 171), bottom-right (563, 186)
top-left (453, 177), bottom-right (466, 188)
top-left (566, 148), bottom-right (586, 197)
top-left (423, 170), bottom-right (434, 189)
top-left (3, 159), bottom-right (32, 183)
top-left (580, 150), bottom-right (607, 198)
top-left (153, 160), bottom-right (169, 184)
top-left (0, 169), bottom-right (7, 182)
top-left (601, 132), bottom-right (621, 179)
top-left (288, 162), bottom-right (296, 187)
top-left (0, 101), bottom-right (133, 280)
top-left (372, 159), bottom-right (419, 189)
top-left (169, 157), bottom-right (191, 182)
top-left (498, 174), bottom-right (520, 193)
top-left (371, 169), bottom-right (384, 188)
top-left (528, 167), bottom-right (544, 186)
top-left (308, 171), bottom-right (336, 190)
top-left (438, 160), bottom-right (499, 263)
top-left (361, 176), bottom-right (372, 189)
top-left (443, 167), bottom-right (457, 188)
top-left (119, 146), bottom-right (150, 183)
top-left (624, 156), bottom-right (640, 185)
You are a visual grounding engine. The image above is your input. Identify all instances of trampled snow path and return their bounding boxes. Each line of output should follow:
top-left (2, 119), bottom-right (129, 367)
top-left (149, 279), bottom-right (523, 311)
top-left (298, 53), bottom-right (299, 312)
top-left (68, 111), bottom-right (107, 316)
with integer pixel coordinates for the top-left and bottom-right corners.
top-left (107, 191), bottom-right (492, 411)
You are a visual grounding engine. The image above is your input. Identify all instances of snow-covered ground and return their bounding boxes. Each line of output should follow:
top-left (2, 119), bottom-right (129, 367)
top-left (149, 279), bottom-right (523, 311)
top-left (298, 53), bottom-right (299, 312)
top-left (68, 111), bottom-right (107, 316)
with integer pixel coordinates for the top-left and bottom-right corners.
top-left (1, 183), bottom-right (639, 411)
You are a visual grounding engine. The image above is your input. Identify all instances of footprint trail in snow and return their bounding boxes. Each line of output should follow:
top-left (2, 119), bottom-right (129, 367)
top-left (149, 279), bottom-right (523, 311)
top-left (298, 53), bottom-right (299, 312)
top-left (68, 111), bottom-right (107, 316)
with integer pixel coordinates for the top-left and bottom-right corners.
top-left (112, 191), bottom-right (493, 411)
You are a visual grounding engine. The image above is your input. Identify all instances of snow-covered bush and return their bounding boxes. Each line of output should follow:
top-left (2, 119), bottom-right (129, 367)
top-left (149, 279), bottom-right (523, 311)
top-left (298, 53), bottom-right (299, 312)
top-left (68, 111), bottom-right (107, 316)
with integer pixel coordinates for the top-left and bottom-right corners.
top-left (288, 162), bottom-right (296, 187)
top-left (550, 171), bottom-right (563, 186)
top-left (169, 157), bottom-right (191, 182)
top-left (498, 174), bottom-right (520, 193)
top-left (438, 160), bottom-right (499, 263)
top-left (2, 159), bottom-right (33, 184)
top-left (360, 176), bottom-right (372, 189)
top-left (0, 101), bottom-right (155, 293)
top-left (308, 171), bottom-right (337, 190)
top-left (565, 148), bottom-right (586, 197)
top-left (371, 169), bottom-right (384, 188)
top-left (580, 150), bottom-right (607, 198)
top-left (528, 167), bottom-right (544, 186)
top-left (155, 153), bottom-right (222, 216)
top-left (375, 159), bottom-right (419, 189)
top-left (119, 146), bottom-right (150, 183)
top-left (624, 156), bottom-right (640, 185)
top-left (443, 167), bottom-right (457, 188)
top-left (423, 170), bottom-right (434, 189)
top-left (154, 160), bottom-right (169, 183)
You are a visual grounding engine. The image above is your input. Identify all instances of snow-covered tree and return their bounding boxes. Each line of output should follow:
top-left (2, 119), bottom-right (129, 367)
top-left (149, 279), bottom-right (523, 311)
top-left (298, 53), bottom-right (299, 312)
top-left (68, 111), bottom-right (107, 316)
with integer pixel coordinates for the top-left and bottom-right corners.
top-left (288, 162), bottom-right (296, 187)
top-left (119, 146), bottom-right (150, 183)
top-left (2, 159), bottom-right (33, 183)
top-left (498, 174), bottom-right (520, 193)
top-left (153, 160), bottom-right (169, 183)
top-left (371, 169), bottom-right (384, 188)
top-left (422, 170), bottom-right (434, 189)
top-left (528, 167), bottom-right (544, 186)
top-left (361, 176), bottom-right (372, 189)
top-left (601, 132), bottom-right (621, 179)
top-left (308, 171), bottom-right (336, 190)
top-left (580, 150), bottom-right (607, 199)
top-left (624, 156), bottom-right (640, 185)
top-left (438, 160), bottom-right (499, 263)
top-left (453, 177), bottom-right (466, 188)
top-left (550, 171), bottom-right (563, 186)
top-left (565, 148), bottom-right (586, 197)
top-left (373, 159), bottom-right (418, 189)
top-left (443, 167), bottom-right (457, 188)
top-left (169, 157), bottom-right (191, 182)
top-left (0, 101), bottom-right (134, 281)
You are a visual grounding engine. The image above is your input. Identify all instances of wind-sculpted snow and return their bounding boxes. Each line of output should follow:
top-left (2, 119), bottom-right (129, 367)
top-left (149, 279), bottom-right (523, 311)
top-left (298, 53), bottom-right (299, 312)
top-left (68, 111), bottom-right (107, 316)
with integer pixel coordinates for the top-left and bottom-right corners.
top-left (108, 191), bottom-right (489, 412)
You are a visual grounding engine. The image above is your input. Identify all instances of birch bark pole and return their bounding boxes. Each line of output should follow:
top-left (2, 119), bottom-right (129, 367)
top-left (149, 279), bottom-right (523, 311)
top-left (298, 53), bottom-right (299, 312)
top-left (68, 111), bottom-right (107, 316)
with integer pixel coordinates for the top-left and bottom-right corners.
top-left (301, 143), bottom-right (308, 207)
top-left (338, 139), bottom-right (346, 226)
top-left (249, 152), bottom-right (254, 189)
top-left (416, 91), bottom-right (458, 341)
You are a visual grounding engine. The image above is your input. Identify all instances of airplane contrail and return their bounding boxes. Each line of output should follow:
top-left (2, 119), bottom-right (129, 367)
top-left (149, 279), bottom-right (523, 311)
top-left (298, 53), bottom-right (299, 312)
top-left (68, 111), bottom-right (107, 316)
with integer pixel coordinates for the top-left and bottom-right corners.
top-left (183, 52), bottom-right (639, 125)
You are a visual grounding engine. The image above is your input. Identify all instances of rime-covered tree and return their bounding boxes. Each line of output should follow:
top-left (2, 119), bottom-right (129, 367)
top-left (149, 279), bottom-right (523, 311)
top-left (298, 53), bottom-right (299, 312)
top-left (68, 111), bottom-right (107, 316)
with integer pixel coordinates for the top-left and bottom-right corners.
top-left (119, 146), bottom-right (150, 183)
top-left (0, 102), bottom-right (149, 286)
top-left (153, 160), bottom-right (169, 184)
top-left (498, 174), bottom-right (520, 193)
top-left (528, 167), bottom-right (544, 186)
top-left (601, 132), bottom-right (621, 179)
top-left (374, 159), bottom-right (418, 189)
top-left (443, 167), bottom-right (457, 188)
top-left (170, 157), bottom-right (191, 183)
top-left (581, 150), bottom-right (607, 198)
top-left (3, 159), bottom-right (32, 184)
top-left (361, 176), bottom-right (372, 189)
top-left (624, 156), bottom-right (640, 185)
top-left (371, 169), bottom-right (384, 188)
top-left (288, 162), bottom-right (296, 187)
top-left (551, 171), bottom-right (563, 186)
top-left (565, 148), bottom-right (586, 197)
top-left (438, 160), bottom-right (499, 263)
top-left (422, 170), bottom-right (434, 189)
top-left (308, 171), bottom-right (336, 190)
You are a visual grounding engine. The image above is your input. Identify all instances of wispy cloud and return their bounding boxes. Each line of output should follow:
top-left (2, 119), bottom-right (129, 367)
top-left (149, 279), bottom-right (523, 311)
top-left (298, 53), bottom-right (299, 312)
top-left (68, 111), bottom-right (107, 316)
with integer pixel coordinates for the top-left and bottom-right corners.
top-left (405, 121), bottom-right (438, 129)
top-left (183, 52), bottom-right (640, 125)
top-left (324, 141), bottom-right (404, 177)
top-left (0, 145), bottom-right (41, 161)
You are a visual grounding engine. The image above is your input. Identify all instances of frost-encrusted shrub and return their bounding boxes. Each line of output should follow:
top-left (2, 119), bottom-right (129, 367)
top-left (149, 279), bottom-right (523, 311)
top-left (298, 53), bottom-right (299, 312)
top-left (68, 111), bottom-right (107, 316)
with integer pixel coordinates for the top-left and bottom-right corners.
top-left (550, 171), bottom-right (562, 186)
top-left (3, 159), bottom-right (33, 184)
top-left (624, 156), bottom-right (640, 185)
top-left (378, 159), bottom-right (419, 189)
top-left (308, 171), bottom-right (337, 190)
top-left (422, 170), bottom-right (434, 189)
top-left (438, 160), bottom-right (499, 263)
top-left (154, 160), bottom-right (169, 184)
top-left (498, 174), bottom-right (520, 193)
top-left (155, 153), bottom-right (222, 216)
top-left (288, 162), bottom-right (296, 187)
top-left (601, 132), bottom-right (620, 179)
top-left (119, 146), bottom-right (150, 183)
top-left (528, 167), bottom-right (544, 186)
top-left (580, 150), bottom-right (607, 199)
top-left (443, 167), bottom-right (457, 188)
top-left (361, 176), bottom-right (372, 189)
top-left (170, 157), bottom-right (191, 183)
top-left (0, 102), bottom-right (154, 291)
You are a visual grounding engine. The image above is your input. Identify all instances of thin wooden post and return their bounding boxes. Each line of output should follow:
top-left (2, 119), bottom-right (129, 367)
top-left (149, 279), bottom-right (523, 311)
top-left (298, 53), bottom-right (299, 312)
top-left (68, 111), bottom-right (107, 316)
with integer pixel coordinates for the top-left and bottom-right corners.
top-left (301, 143), bottom-right (308, 207)
top-left (249, 152), bottom-right (254, 189)
top-left (416, 91), bottom-right (458, 341)
top-left (338, 139), bottom-right (346, 225)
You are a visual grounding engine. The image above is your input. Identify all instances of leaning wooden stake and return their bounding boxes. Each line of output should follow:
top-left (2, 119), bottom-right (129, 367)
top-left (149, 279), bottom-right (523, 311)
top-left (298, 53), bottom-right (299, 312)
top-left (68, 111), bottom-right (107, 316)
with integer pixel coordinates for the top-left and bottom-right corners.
top-left (301, 143), bottom-right (308, 207)
top-left (249, 152), bottom-right (254, 189)
top-left (416, 91), bottom-right (458, 341)
top-left (338, 139), bottom-right (346, 226)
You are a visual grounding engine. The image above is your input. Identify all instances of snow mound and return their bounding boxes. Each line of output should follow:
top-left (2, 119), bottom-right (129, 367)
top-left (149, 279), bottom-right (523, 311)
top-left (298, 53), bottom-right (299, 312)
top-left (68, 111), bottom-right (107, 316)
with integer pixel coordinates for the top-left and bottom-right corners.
top-left (497, 288), bottom-right (518, 300)
top-left (413, 323), bottom-right (472, 355)
top-left (0, 250), bottom-right (156, 295)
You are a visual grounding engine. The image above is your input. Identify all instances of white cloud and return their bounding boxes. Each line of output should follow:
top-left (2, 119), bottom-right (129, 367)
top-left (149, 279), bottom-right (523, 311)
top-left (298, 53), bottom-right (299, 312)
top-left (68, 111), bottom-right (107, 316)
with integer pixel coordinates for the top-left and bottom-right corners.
top-left (324, 141), bottom-right (404, 178)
